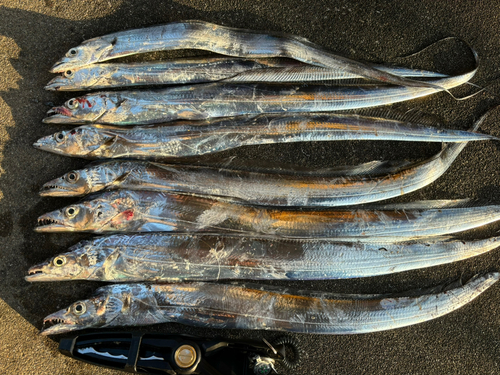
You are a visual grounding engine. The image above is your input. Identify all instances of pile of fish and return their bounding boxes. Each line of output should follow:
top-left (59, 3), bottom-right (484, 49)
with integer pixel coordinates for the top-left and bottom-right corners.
top-left (30, 21), bottom-right (500, 337)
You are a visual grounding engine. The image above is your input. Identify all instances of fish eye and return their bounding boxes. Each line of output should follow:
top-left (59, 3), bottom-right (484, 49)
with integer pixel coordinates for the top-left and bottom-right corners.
top-left (64, 70), bottom-right (73, 77)
top-left (54, 132), bottom-right (65, 143)
top-left (53, 256), bottom-right (67, 267)
top-left (66, 99), bottom-right (78, 109)
top-left (65, 171), bottom-right (79, 183)
top-left (65, 206), bottom-right (79, 218)
top-left (67, 48), bottom-right (78, 57)
top-left (72, 302), bottom-right (87, 315)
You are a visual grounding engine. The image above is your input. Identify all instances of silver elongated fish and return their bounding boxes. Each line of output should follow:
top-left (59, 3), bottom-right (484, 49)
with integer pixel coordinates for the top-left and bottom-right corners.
top-left (39, 159), bottom-right (423, 197)
top-left (45, 57), bottom-right (447, 91)
top-left (36, 141), bottom-right (469, 206)
top-left (40, 272), bottom-right (500, 335)
top-left (49, 20), bottom-right (455, 90)
top-left (42, 71), bottom-right (475, 125)
top-left (34, 113), bottom-right (496, 160)
top-left (34, 191), bottom-right (500, 240)
top-left (26, 233), bottom-right (500, 282)
top-left (45, 57), bottom-right (286, 92)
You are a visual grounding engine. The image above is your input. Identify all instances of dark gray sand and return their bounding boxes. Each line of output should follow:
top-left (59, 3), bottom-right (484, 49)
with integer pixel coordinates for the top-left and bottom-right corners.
top-left (1, 1), bottom-right (500, 374)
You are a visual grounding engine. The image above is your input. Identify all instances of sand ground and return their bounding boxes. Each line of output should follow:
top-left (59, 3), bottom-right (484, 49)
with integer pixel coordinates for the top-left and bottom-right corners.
top-left (1, 1), bottom-right (500, 374)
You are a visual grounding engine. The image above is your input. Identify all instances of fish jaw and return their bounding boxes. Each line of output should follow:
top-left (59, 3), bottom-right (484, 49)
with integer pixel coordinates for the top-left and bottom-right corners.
top-left (25, 262), bottom-right (82, 282)
top-left (39, 182), bottom-right (78, 197)
top-left (35, 210), bottom-right (75, 233)
top-left (40, 309), bottom-right (84, 335)
top-left (25, 262), bottom-right (58, 282)
top-left (44, 75), bottom-right (68, 91)
top-left (33, 136), bottom-right (73, 158)
top-left (43, 107), bottom-right (87, 125)
top-left (32, 138), bottom-right (48, 151)
top-left (39, 177), bottom-right (88, 197)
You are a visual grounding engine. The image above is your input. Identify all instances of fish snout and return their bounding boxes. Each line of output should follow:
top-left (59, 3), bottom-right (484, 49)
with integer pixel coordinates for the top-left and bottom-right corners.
top-left (43, 106), bottom-right (84, 125)
top-left (35, 211), bottom-right (71, 233)
top-left (32, 136), bottom-right (68, 156)
top-left (46, 106), bottom-right (72, 118)
top-left (25, 263), bottom-right (49, 282)
top-left (44, 75), bottom-right (67, 91)
top-left (40, 310), bottom-right (75, 335)
top-left (39, 178), bottom-right (75, 197)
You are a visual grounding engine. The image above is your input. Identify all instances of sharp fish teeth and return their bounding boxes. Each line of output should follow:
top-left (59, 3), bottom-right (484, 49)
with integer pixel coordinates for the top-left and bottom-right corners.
top-left (36, 218), bottom-right (59, 226)
top-left (43, 318), bottom-right (66, 328)
top-left (41, 185), bottom-right (69, 191)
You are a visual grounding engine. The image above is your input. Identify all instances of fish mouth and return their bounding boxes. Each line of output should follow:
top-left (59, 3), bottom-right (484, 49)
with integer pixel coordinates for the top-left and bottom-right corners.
top-left (40, 311), bottom-right (81, 335)
top-left (25, 264), bottom-right (51, 282)
top-left (47, 106), bottom-right (73, 117)
top-left (43, 107), bottom-right (86, 125)
top-left (39, 182), bottom-right (79, 197)
top-left (35, 213), bottom-right (73, 233)
top-left (32, 137), bottom-right (73, 157)
top-left (44, 76), bottom-right (67, 91)
top-left (32, 140), bottom-right (44, 149)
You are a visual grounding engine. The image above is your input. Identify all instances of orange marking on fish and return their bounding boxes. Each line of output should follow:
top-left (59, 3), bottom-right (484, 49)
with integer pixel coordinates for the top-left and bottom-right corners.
top-left (227, 259), bottom-right (262, 267)
top-left (280, 93), bottom-right (346, 102)
top-left (267, 209), bottom-right (417, 223)
top-left (284, 120), bottom-right (383, 132)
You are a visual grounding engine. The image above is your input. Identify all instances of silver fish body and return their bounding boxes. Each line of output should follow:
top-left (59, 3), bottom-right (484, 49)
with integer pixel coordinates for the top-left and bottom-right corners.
top-left (26, 233), bottom-right (500, 282)
top-left (34, 113), bottom-right (496, 160)
top-left (45, 57), bottom-right (447, 91)
top-left (50, 20), bottom-right (456, 90)
top-left (37, 141), bottom-right (468, 206)
top-left (40, 272), bottom-right (500, 335)
top-left (34, 191), bottom-right (500, 240)
top-left (45, 57), bottom-right (280, 91)
top-left (42, 71), bottom-right (475, 125)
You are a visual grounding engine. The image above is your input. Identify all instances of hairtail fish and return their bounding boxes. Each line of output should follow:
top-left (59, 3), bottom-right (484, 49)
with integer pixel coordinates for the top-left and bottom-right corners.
top-left (34, 191), bottom-right (500, 240)
top-left (34, 112), bottom-right (496, 159)
top-left (26, 233), bottom-right (500, 282)
top-left (40, 272), bottom-right (499, 335)
top-left (36, 140), bottom-right (470, 206)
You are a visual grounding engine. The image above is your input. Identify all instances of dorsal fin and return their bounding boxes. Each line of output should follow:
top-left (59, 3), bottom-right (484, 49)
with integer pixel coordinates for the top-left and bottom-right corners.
top-left (230, 272), bottom-right (482, 300)
top-left (177, 155), bottom-right (418, 177)
top-left (340, 107), bottom-right (446, 127)
top-left (361, 199), bottom-right (472, 210)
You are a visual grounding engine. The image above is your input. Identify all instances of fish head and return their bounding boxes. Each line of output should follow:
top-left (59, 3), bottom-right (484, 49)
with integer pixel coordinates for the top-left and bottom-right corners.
top-left (33, 126), bottom-right (112, 158)
top-left (39, 168), bottom-right (94, 197)
top-left (26, 243), bottom-right (115, 281)
top-left (39, 161), bottom-right (130, 197)
top-left (35, 197), bottom-right (123, 233)
top-left (43, 94), bottom-right (110, 124)
top-left (45, 66), bottom-right (104, 91)
top-left (40, 289), bottom-right (123, 335)
top-left (50, 38), bottom-right (114, 73)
